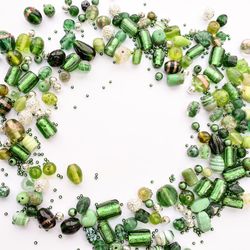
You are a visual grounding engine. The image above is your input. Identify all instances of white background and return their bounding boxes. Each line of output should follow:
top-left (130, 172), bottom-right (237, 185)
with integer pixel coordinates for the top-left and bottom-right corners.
top-left (0, 0), bottom-right (250, 249)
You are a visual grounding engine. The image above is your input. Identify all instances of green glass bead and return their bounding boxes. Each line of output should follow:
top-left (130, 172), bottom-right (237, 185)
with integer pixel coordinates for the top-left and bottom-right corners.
top-left (223, 166), bottom-right (246, 182)
top-left (194, 177), bottom-right (213, 197)
top-left (38, 66), bottom-right (52, 80)
top-left (67, 163), bottom-right (83, 184)
top-left (20, 134), bottom-right (38, 153)
top-left (128, 230), bottom-right (151, 247)
top-left (14, 96), bottom-right (27, 113)
top-left (168, 46), bottom-right (182, 61)
top-left (21, 63), bottom-right (29, 72)
top-left (207, 21), bottom-right (220, 35)
top-left (63, 19), bottom-right (75, 31)
top-left (223, 196), bottom-right (243, 209)
top-left (178, 181), bottom-right (187, 190)
top-left (232, 108), bottom-right (246, 122)
top-left (76, 196), bottom-right (90, 215)
top-left (92, 0), bottom-right (99, 5)
top-left (182, 168), bottom-right (198, 186)
top-left (155, 72), bottom-right (163, 81)
top-left (165, 25), bottom-right (180, 40)
top-left (47, 49), bottom-right (66, 67)
top-left (156, 184), bottom-right (178, 207)
top-left (196, 211), bottom-right (211, 232)
top-left (93, 240), bottom-right (109, 250)
top-left (153, 48), bottom-right (165, 68)
top-left (69, 5), bottom-right (79, 17)
top-left (62, 53), bottom-right (81, 72)
top-left (34, 55), bottom-right (43, 64)
top-left (29, 191), bottom-right (43, 206)
top-left (68, 208), bottom-right (77, 217)
top-left (216, 14), bottom-right (228, 27)
top-left (9, 143), bottom-right (30, 162)
top-left (120, 17), bottom-right (139, 37)
top-left (96, 16), bottom-right (111, 28)
top-left (43, 4), bottom-right (55, 17)
top-left (60, 32), bottom-right (76, 50)
top-left (223, 54), bottom-right (238, 67)
top-left (173, 217), bottom-right (187, 231)
top-left (152, 29), bottom-right (166, 46)
top-left (243, 157), bottom-right (250, 170)
top-left (78, 61), bottom-right (91, 72)
top-left (132, 48), bottom-right (142, 65)
top-left (179, 190), bottom-right (195, 206)
top-left (6, 50), bottom-right (23, 66)
top-left (18, 71), bottom-right (39, 93)
top-left (36, 116), bottom-right (57, 139)
top-left (38, 80), bottom-right (50, 92)
top-left (24, 7), bottom-right (43, 25)
top-left (135, 208), bottom-right (150, 223)
top-left (187, 101), bottom-right (200, 117)
top-left (21, 177), bottom-right (34, 192)
top-left (144, 199), bottom-right (154, 208)
top-left (193, 65), bottom-right (202, 74)
top-left (194, 31), bottom-right (212, 48)
top-left (210, 178), bottom-right (227, 202)
top-left (110, 243), bottom-right (122, 250)
top-left (149, 211), bottom-right (162, 225)
top-left (98, 220), bottom-right (115, 244)
top-left (228, 183), bottom-right (245, 195)
top-left (73, 40), bottom-right (96, 61)
top-left (81, 209), bottom-right (97, 227)
top-left (236, 59), bottom-right (249, 74)
top-left (65, 0), bottom-right (72, 5)
top-left (0, 31), bottom-right (15, 53)
top-left (123, 217), bottom-right (137, 231)
top-left (85, 5), bottom-right (99, 20)
top-left (191, 122), bottom-right (200, 132)
top-left (26, 205), bottom-right (38, 217)
top-left (78, 14), bottom-right (87, 23)
top-left (172, 36), bottom-right (191, 47)
top-left (42, 162), bottom-right (57, 175)
top-left (115, 224), bottom-right (126, 241)
top-left (194, 165), bottom-right (203, 174)
top-left (167, 73), bottom-right (185, 86)
top-left (93, 38), bottom-right (105, 53)
top-left (226, 67), bottom-right (243, 86)
top-left (96, 199), bottom-right (121, 220)
top-left (187, 145), bottom-right (199, 158)
top-left (29, 166), bottom-right (42, 179)
top-left (0, 185), bottom-right (10, 198)
top-left (30, 37), bottom-right (44, 56)
top-left (191, 198), bottom-right (210, 213)
top-left (180, 55), bottom-right (192, 69)
top-left (12, 212), bottom-right (29, 226)
top-left (16, 191), bottom-right (30, 205)
top-left (209, 46), bottom-right (225, 67)
top-left (42, 92), bottom-right (58, 106)
top-left (212, 89), bottom-right (229, 107)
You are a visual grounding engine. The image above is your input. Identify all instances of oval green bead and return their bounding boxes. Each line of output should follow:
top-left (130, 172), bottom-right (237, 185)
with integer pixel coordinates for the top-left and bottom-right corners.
top-left (76, 196), bottom-right (90, 215)
top-left (30, 37), bottom-right (44, 56)
top-left (24, 7), bottom-right (43, 25)
top-left (123, 217), bottom-right (137, 231)
top-left (156, 184), bottom-right (178, 207)
top-left (42, 162), bottom-right (57, 175)
top-left (6, 50), bottom-right (23, 66)
top-left (14, 96), bottom-right (27, 112)
top-left (29, 166), bottom-right (42, 179)
top-left (42, 92), bottom-right (58, 106)
top-left (67, 163), bottom-right (83, 184)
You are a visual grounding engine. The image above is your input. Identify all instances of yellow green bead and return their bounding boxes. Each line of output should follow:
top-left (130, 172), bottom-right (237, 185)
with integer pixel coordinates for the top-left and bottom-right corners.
top-left (42, 92), bottom-right (58, 106)
top-left (168, 46), bottom-right (183, 61)
top-left (43, 162), bottom-right (57, 175)
top-left (207, 21), bottom-right (220, 35)
top-left (149, 211), bottom-right (162, 225)
top-left (16, 33), bottom-right (31, 52)
top-left (29, 166), bottom-right (42, 179)
top-left (67, 164), bottom-right (83, 184)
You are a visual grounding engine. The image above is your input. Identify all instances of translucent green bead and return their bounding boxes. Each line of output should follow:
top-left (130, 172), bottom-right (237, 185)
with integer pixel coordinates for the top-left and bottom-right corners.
top-left (86, 5), bottom-right (99, 20)
top-left (38, 66), bottom-right (52, 80)
top-left (123, 217), bottom-right (137, 231)
top-left (67, 164), bottom-right (83, 184)
top-left (34, 55), bottom-right (43, 64)
top-left (156, 184), bottom-right (178, 207)
top-left (155, 72), bottom-right (163, 81)
top-left (21, 63), bottom-right (29, 72)
top-left (207, 21), bottom-right (220, 35)
top-left (6, 50), bottom-right (23, 66)
top-left (216, 14), bottom-right (228, 27)
top-left (0, 31), bottom-right (15, 53)
top-left (29, 166), bottom-right (42, 179)
top-left (93, 38), bottom-right (105, 53)
top-left (69, 5), bottom-right (79, 17)
top-left (60, 32), bottom-right (76, 50)
top-left (78, 14), bottom-right (86, 23)
top-left (226, 67), bottom-right (243, 86)
top-left (212, 89), bottom-right (229, 107)
top-left (38, 80), bottom-right (51, 92)
top-left (145, 199), bottom-right (154, 208)
top-left (16, 33), bottom-right (31, 52)
top-left (65, 0), bottom-right (72, 5)
top-left (149, 211), bottom-right (162, 225)
top-left (14, 96), bottom-right (27, 112)
top-left (172, 36), bottom-right (191, 47)
top-left (43, 4), bottom-right (55, 17)
top-left (92, 0), bottom-right (99, 5)
top-left (42, 162), bottom-right (57, 175)
top-left (42, 92), bottom-right (58, 106)
top-left (68, 208), bottom-right (77, 217)
top-left (187, 145), bottom-right (199, 158)
top-left (168, 47), bottom-right (183, 61)
top-left (16, 191), bottom-right (30, 205)
top-left (63, 19), bottom-right (75, 31)
top-left (80, 209), bottom-right (97, 227)
top-left (30, 37), bottom-right (44, 56)
top-left (173, 217), bottom-right (188, 231)
top-left (179, 190), bottom-right (195, 206)
top-left (78, 61), bottom-right (91, 72)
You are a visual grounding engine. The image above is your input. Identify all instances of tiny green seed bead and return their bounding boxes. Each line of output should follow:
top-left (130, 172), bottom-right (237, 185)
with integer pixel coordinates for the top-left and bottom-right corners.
top-left (194, 165), bottom-right (203, 174)
top-left (144, 199), bottom-right (154, 208)
top-left (16, 191), bottom-right (30, 205)
top-left (191, 122), bottom-right (200, 132)
top-left (68, 208), bottom-right (77, 217)
top-left (43, 4), bottom-right (56, 17)
top-left (155, 72), bottom-right (163, 81)
top-left (42, 162), bottom-right (57, 175)
top-left (38, 80), bottom-right (51, 92)
top-left (29, 166), bottom-right (42, 179)
top-left (69, 5), bottom-right (79, 17)
top-left (210, 124), bottom-right (219, 132)
top-left (193, 65), bottom-right (202, 74)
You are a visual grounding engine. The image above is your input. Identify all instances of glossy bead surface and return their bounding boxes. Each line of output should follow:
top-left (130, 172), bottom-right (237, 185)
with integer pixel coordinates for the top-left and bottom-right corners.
top-left (96, 199), bottom-right (121, 219)
top-left (85, 5), bottom-right (99, 20)
top-left (42, 162), bottom-right (57, 175)
top-left (16, 191), bottom-right (30, 205)
top-left (29, 166), bottom-right (42, 179)
top-left (76, 196), bottom-right (90, 215)
top-left (18, 71), bottom-right (39, 93)
top-left (43, 4), bottom-right (55, 17)
top-left (36, 116), bottom-right (57, 139)
top-left (37, 208), bottom-right (56, 229)
top-left (138, 187), bottom-right (153, 201)
top-left (67, 164), bottom-right (83, 184)
top-left (156, 184), bottom-right (178, 207)
top-left (179, 190), bottom-right (195, 206)
top-left (61, 217), bottom-right (81, 234)
top-left (47, 49), bottom-right (66, 67)
top-left (6, 50), bottom-right (23, 66)
top-left (4, 119), bottom-right (25, 143)
top-left (24, 7), bottom-right (43, 25)
top-left (73, 40), bottom-right (96, 61)
top-left (182, 168), bottom-right (198, 186)
top-left (0, 31), bottom-right (15, 53)
top-left (80, 209), bottom-right (97, 227)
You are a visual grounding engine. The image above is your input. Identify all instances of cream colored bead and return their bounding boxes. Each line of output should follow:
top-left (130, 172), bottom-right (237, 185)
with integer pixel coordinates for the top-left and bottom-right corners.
top-left (127, 199), bottom-right (142, 212)
top-left (202, 8), bottom-right (215, 21)
top-left (202, 167), bottom-right (213, 177)
top-left (55, 212), bottom-right (64, 221)
top-left (242, 86), bottom-right (250, 102)
top-left (109, 4), bottom-right (120, 16)
top-left (113, 46), bottom-right (131, 64)
top-left (161, 216), bottom-right (170, 224)
top-left (18, 110), bottom-right (33, 126)
top-left (242, 193), bottom-right (250, 205)
top-left (34, 178), bottom-right (49, 192)
top-left (243, 73), bottom-right (250, 86)
top-left (153, 204), bottom-right (163, 212)
top-left (102, 25), bottom-right (115, 40)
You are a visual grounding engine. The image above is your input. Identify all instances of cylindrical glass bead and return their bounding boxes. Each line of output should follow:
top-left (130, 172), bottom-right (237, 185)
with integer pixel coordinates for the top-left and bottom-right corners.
top-left (36, 116), bottom-right (57, 139)
top-left (96, 199), bottom-right (121, 220)
top-left (18, 71), bottom-right (39, 93)
top-left (4, 66), bottom-right (22, 86)
top-left (203, 65), bottom-right (224, 83)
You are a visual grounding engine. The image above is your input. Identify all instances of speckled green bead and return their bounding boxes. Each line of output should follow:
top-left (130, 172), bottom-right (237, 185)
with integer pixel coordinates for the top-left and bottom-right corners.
top-left (76, 196), bottom-right (90, 215)
top-left (29, 166), bottom-right (42, 179)
top-left (155, 72), bottom-right (163, 81)
top-left (43, 4), bottom-right (55, 17)
top-left (85, 5), bottom-right (99, 20)
top-left (16, 191), bottom-right (30, 205)
top-left (156, 184), bottom-right (178, 207)
top-left (38, 80), bottom-right (50, 92)
top-left (173, 217), bottom-right (188, 231)
top-left (0, 185), bottom-right (10, 198)
top-left (42, 162), bottom-right (57, 175)
top-left (24, 7), bottom-right (43, 25)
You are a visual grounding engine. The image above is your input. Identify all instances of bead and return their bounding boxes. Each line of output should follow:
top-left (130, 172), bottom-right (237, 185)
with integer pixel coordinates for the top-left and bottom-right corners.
top-left (165, 25), bottom-right (180, 40)
top-left (30, 37), bottom-right (44, 56)
top-left (156, 184), bottom-right (178, 207)
top-left (85, 5), bottom-right (99, 20)
top-left (223, 54), bottom-right (238, 67)
top-left (194, 177), bottom-right (213, 197)
top-left (192, 74), bottom-right (210, 93)
top-left (109, 4), bottom-right (120, 16)
top-left (226, 67), bottom-right (243, 86)
top-left (164, 61), bottom-right (181, 74)
top-left (210, 178), bottom-right (227, 202)
top-left (198, 131), bottom-right (211, 143)
top-left (37, 208), bottom-right (56, 230)
top-left (81, 0), bottom-right (90, 11)
top-left (132, 48), bottom-right (142, 65)
top-left (68, 208), bottom-right (77, 217)
top-left (203, 65), bottom-right (224, 83)
top-left (113, 46), bottom-right (131, 64)
top-left (0, 31), bottom-right (15, 53)
top-left (80, 209), bottom-right (97, 227)
top-left (61, 218), bottom-right (81, 235)
top-left (191, 198), bottom-right (210, 213)
top-left (29, 191), bottom-right (43, 206)
top-left (16, 191), bottom-right (30, 205)
top-left (43, 162), bottom-right (57, 175)
top-left (36, 116), bottom-right (57, 139)
top-left (182, 168), bottom-right (198, 186)
top-left (241, 39), bottom-right (250, 54)
top-left (96, 16), bottom-right (111, 28)
top-left (187, 101), bottom-right (200, 118)
top-left (47, 49), bottom-right (66, 67)
top-left (155, 72), bottom-right (163, 81)
top-left (223, 196), bottom-right (243, 209)
top-left (202, 167), bottom-right (212, 177)
top-left (152, 29), bottom-right (166, 46)
top-left (138, 187), bottom-right (153, 201)
top-left (196, 211), bottom-right (211, 232)
top-left (18, 71), bottom-right (39, 93)
top-left (223, 166), bottom-right (246, 182)
top-left (179, 190), bottom-right (195, 206)
top-left (187, 145), bottom-right (199, 157)
top-left (0, 185), bottom-right (10, 198)
top-left (0, 84), bottom-right (9, 96)
top-left (209, 154), bottom-right (225, 173)
top-left (42, 92), bottom-right (58, 106)
top-left (123, 217), bottom-right (137, 231)
top-left (135, 208), bottom-right (150, 223)
top-left (139, 29), bottom-right (152, 51)
top-left (62, 53), bottom-right (81, 72)
top-left (4, 119), bottom-right (25, 143)
top-left (67, 163), bottom-right (83, 184)
top-left (155, 230), bottom-right (174, 246)
top-left (209, 134), bottom-right (224, 155)
top-left (6, 50), bottom-right (23, 66)
top-left (93, 38), bottom-right (105, 53)
top-left (168, 47), bottom-right (182, 61)
top-left (59, 71), bottom-right (71, 82)
top-left (73, 40), bottom-right (96, 61)
top-left (43, 4), bottom-right (55, 17)
top-left (96, 199), bottom-right (121, 219)
top-left (60, 32), bottom-right (76, 50)
top-left (209, 46), bottom-right (225, 67)
top-left (93, 240), bottom-right (108, 250)
top-left (120, 17), bottom-right (139, 37)
top-left (0, 96), bottom-right (12, 115)
top-left (223, 82), bottom-right (239, 101)
top-left (207, 21), bottom-right (220, 35)
top-left (29, 166), bottom-right (42, 179)
top-left (76, 196), bottom-right (90, 215)
top-left (173, 217), bottom-right (188, 231)
top-left (24, 7), bottom-right (42, 25)
top-left (149, 211), bottom-right (161, 225)
top-left (127, 199), bottom-right (142, 212)
top-left (98, 220), bottom-right (115, 244)
top-left (167, 73), bottom-right (185, 86)
top-left (38, 80), bottom-right (50, 92)
top-left (4, 66), bottom-right (22, 86)
top-left (12, 212), bottom-right (29, 226)
top-left (69, 5), bottom-right (79, 17)
top-left (186, 44), bottom-right (205, 60)
top-left (13, 96), bottom-right (27, 113)
top-left (38, 66), bottom-right (52, 81)
top-left (26, 205), bottom-right (38, 217)
top-left (102, 25), bottom-right (115, 40)
top-left (128, 229), bottom-right (151, 247)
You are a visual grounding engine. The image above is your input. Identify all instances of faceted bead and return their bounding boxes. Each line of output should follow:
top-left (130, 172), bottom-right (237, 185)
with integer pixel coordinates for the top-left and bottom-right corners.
top-left (80, 209), bottom-right (97, 227)
top-left (14, 96), bottom-right (27, 112)
top-left (93, 38), bottom-right (105, 53)
top-left (12, 212), bottom-right (29, 226)
top-left (61, 218), bottom-right (81, 235)
top-left (187, 145), bottom-right (199, 157)
top-left (123, 217), bottom-right (137, 231)
top-left (86, 5), bottom-right (99, 20)
top-left (156, 184), bottom-right (178, 207)
top-left (4, 119), bottom-right (25, 143)
top-left (138, 187), bottom-right (153, 201)
top-left (29, 166), bottom-right (42, 179)
top-left (0, 31), bottom-right (15, 53)
top-left (191, 198), bottom-right (210, 213)
top-left (60, 32), bottom-right (76, 50)
top-left (182, 168), bottom-right (198, 186)
top-left (63, 19), bottom-right (75, 31)
top-left (16, 191), bottom-right (30, 205)
top-left (26, 205), bottom-right (38, 217)
top-left (24, 7), bottom-right (43, 25)
top-left (76, 196), bottom-right (90, 215)
top-left (212, 89), bottom-right (229, 107)
top-left (67, 164), bottom-right (83, 184)
top-left (173, 217), bottom-right (187, 231)
top-left (42, 162), bottom-right (57, 175)
top-left (198, 131), bottom-right (211, 143)
top-left (37, 208), bottom-right (56, 230)
top-left (96, 16), bottom-right (111, 28)
top-left (73, 40), bottom-right (96, 61)
top-left (149, 211), bottom-right (162, 225)
top-left (42, 92), bottom-right (58, 106)
top-left (43, 4), bottom-right (55, 17)
top-left (6, 50), bottom-right (23, 66)
top-left (207, 21), bottom-right (220, 35)
top-left (69, 5), bottom-right (79, 17)
top-left (179, 190), bottom-right (195, 206)
top-left (194, 31), bottom-right (212, 48)
top-left (30, 37), bottom-right (44, 56)
top-left (47, 49), bottom-right (66, 67)
top-left (168, 47), bottom-right (183, 61)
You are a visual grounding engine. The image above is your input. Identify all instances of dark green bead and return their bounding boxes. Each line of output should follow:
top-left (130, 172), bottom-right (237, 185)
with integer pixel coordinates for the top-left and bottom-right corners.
top-left (18, 71), bottom-right (39, 93)
top-left (78, 14), bottom-right (87, 23)
top-left (115, 224), bottom-right (126, 242)
top-left (43, 4), bottom-right (55, 17)
top-left (156, 184), bottom-right (178, 207)
top-left (65, 0), bottom-right (72, 5)
top-left (194, 31), bottom-right (212, 48)
top-left (193, 65), bottom-right (202, 74)
top-left (76, 196), bottom-right (90, 215)
top-left (232, 109), bottom-right (246, 122)
top-left (179, 190), bottom-right (195, 206)
top-left (178, 181), bottom-right (187, 190)
top-left (165, 242), bottom-right (181, 250)
top-left (228, 183), bottom-right (245, 195)
top-left (26, 205), bottom-right (38, 217)
top-left (69, 5), bottom-right (79, 17)
top-left (194, 165), bottom-right (203, 174)
top-left (173, 217), bottom-right (188, 231)
top-left (123, 217), bottom-right (137, 232)
top-left (36, 116), bottom-right (57, 139)
top-left (218, 128), bottom-right (229, 139)
top-left (68, 208), bottom-right (77, 217)
top-left (63, 19), bottom-right (75, 31)
top-left (155, 72), bottom-right (163, 81)
top-left (187, 145), bottom-right (199, 157)
top-left (47, 49), bottom-right (66, 67)
top-left (237, 148), bottom-right (247, 158)
top-left (112, 15), bottom-right (123, 27)
top-left (73, 40), bottom-right (96, 61)
top-left (61, 218), bottom-right (81, 235)
top-left (130, 14), bottom-right (140, 23)
top-left (24, 7), bottom-right (43, 25)
top-left (135, 209), bottom-right (150, 223)
top-left (216, 14), bottom-right (228, 27)
top-left (0, 31), bottom-right (15, 53)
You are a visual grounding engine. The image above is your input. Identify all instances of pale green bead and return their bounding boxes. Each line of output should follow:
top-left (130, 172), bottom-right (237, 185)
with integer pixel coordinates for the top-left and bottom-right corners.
top-left (12, 211), bottom-right (30, 226)
top-left (172, 36), bottom-right (191, 47)
top-left (38, 80), bottom-right (51, 92)
top-left (14, 96), bottom-right (27, 112)
top-left (42, 92), bottom-right (58, 106)
top-left (80, 209), bottom-right (97, 227)
top-left (191, 198), bottom-right (210, 213)
top-left (16, 191), bottom-right (30, 205)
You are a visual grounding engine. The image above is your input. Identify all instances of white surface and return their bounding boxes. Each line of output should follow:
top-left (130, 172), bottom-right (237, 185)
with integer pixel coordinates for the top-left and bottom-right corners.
top-left (1, 0), bottom-right (250, 249)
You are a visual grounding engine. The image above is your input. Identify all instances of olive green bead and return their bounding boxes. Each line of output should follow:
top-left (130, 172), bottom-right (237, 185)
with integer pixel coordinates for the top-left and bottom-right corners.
top-left (29, 191), bottom-right (43, 206)
top-left (42, 92), bottom-right (58, 106)
top-left (243, 157), bottom-right (250, 170)
top-left (29, 166), bottom-right (42, 179)
top-left (156, 184), bottom-right (178, 207)
top-left (167, 73), bottom-right (185, 86)
top-left (93, 38), bottom-right (105, 53)
top-left (6, 50), bottom-right (23, 66)
top-left (12, 212), bottom-right (30, 226)
top-left (38, 80), bottom-right (50, 92)
top-left (155, 72), bottom-right (163, 81)
top-left (0, 84), bottom-right (9, 96)
top-left (69, 5), bottom-right (79, 17)
top-left (21, 63), bottom-right (29, 72)
top-left (14, 96), bottom-right (27, 112)
top-left (30, 37), bottom-right (44, 56)
top-left (43, 4), bottom-right (55, 17)
top-left (16, 191), bottom-right (30, 205)
top-left (42, 162), bottom-right (57, 175)
top-left (59, 71), bottom-right (71, 82)
top-left (96, 16), bottom-right (111, 28)
top-left (182, 168), bottom-right (198, 186)
top-left (67, 164), bottom-right (83, 184)
top-left (85, 5), bottom-right (99, 20)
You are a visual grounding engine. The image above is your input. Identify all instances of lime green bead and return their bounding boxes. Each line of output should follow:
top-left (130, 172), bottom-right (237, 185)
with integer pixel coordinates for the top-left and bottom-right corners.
top-left (168, 47), bottom-right (183, 61)
top-left (6, 50), bottom-right (23, 66)
top-left (80, 209), bottom-right (97, 227)
top-left (226, 67), bottom-right (243, 86)
top-left (207, 21), bottom-right (220, 35)
top-left (93, 38), bottom-right (105, 53)
top-left (30, 37), bottom-right (44, 56)
top-left (212, 89), bottom-right (229, 107)
top-left (172, 36), bottom-right (191, 47)
top-left (38, 80), bottom-right (51, 92)
top-left (29, 166), bottom-right (42, 179)
top-left (16, 33), bottom-right (31, 52)
top-left (149, 211), bottom-right (162, 225)
top-left (43, 162), bottom-right (57, 175)
top-left (165, 25), bottom-right (180, 40)
top-left (67, 164), bottom-right (83, 184)
top-left (16, 191), bottom-right (30, 205)
top-left (42, 92), bottom-right (58, 106)
top-left (243, 136), bottom-right (250, 149)
top-left (13, 96), bottom-right (27, 112)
